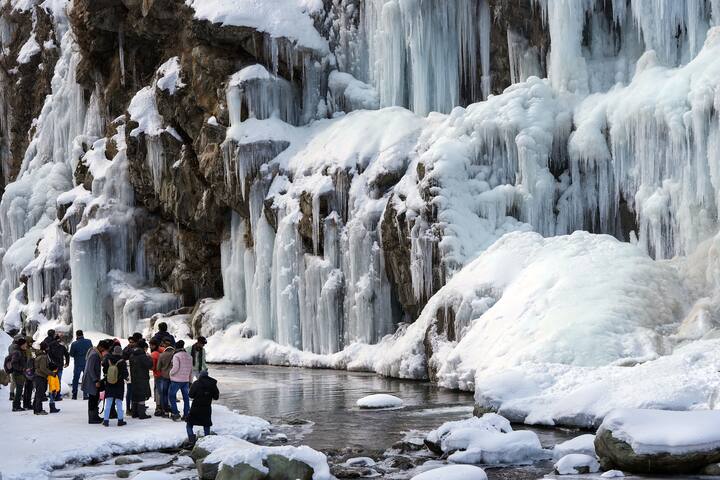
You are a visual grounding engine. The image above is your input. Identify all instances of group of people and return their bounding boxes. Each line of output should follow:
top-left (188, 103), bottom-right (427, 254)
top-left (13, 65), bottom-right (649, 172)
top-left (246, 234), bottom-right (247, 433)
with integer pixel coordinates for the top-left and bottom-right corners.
top-left (4, 322), bottom-right (220, 444)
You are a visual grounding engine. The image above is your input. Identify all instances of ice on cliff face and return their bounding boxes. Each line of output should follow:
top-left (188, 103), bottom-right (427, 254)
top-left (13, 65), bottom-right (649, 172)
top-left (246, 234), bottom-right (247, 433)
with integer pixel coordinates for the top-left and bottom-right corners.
top-left (2, 0), bottom-right (720, 429)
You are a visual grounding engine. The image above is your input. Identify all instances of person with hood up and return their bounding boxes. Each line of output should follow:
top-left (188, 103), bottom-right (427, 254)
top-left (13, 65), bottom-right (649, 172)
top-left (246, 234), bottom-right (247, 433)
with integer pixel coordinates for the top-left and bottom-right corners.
top-left (101, 345), bottom-right (129, 427)
top-left (129, 340), bottom-right (153, 419)
top-left (186, 371), bottom-right (219, 445)
top-left (168, 340), bottom-right (192, 421)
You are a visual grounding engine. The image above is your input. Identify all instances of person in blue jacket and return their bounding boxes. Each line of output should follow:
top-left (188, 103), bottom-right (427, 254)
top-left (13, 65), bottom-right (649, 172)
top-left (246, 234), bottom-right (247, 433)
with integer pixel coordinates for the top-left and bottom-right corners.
top-left (69, 330), bottom-right (93, 400)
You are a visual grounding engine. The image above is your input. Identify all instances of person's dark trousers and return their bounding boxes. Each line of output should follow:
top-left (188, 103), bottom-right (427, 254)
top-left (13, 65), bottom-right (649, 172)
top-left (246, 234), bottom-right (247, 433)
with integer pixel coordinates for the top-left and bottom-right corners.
top-left (12, 375), bottom-right (24, 410)
top-left (126, 383), bottom-right (134, 416)
top-left (33, 377), bottom-right (48, 413)
top-left (22, 376), bottom-right (34, 409)
top-left (87, 393), bottom-right (100, 421)
top-left (54, 367), bottom-right (63, 401)
top-left (72, 363), bottom-right (85, 399)
top-left (158, 377), bottom-right (170, 412)
top-left (186, 422), bottom-right (210, 437)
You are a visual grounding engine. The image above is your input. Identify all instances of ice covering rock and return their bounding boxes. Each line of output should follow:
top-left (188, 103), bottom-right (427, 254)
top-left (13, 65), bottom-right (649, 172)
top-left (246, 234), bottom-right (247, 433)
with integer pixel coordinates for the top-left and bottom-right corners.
top-left (410, 464), bottom-right (488, 480)
top-left (595, 409), bottom-right (720, 473)
top-left (553, 434), bottom-right (596, 460)
top-left (356, 394), bottom-right (403, 409)
top-left (424, 414), bottom-right (547, 465)
top-left (554, 454), bottom-right (600, 475)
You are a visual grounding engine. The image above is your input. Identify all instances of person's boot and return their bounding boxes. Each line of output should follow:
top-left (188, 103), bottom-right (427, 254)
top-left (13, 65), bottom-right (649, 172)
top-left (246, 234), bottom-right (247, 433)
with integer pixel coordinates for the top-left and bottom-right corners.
top-left (153, 407), bottom-right (163, 417)
top-left (35, 410), bottom-right (48, 415)
top-left (49, 404), bottom-right (60, 414)
top-left (12, 407), bottom-right (25, 412)
top-left (89, 415), bottom-right (103, 424)
top-left (186, 434), bottom-right (197, 447)
top-left (170, 413), bottom-right (180, 422)
top-left (118, 419), bottom-right (127, 427)
top-left (102, 420), bottom-right (109, 427)
top-left (71, 393), bottom-right (77, 400)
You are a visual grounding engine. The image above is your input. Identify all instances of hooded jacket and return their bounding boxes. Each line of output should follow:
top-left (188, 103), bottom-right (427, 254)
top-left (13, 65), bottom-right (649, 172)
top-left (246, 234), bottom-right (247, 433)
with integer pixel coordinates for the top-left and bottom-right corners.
top-left (187, 374), bottom-right (219, 427)
top-left (81, 348), bottom-right (101, 396)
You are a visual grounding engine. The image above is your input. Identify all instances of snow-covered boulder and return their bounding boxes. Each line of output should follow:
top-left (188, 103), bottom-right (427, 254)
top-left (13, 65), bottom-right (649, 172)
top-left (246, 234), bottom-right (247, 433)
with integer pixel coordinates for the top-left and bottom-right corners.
top-left (553, 454), bottom-right (600, 475)
top-left (601, 471), bottom-right (625, 478)
top-left (595, 409), bottom-right (720, 473)
top-left (424, 413), bottom-right (548, 464)
top-left (553, 434), bottom-right (596, 460)
top-left (411, 464), bottom-right (488, 480)
top-left (356, 394), bottom-right (403, 409)
top-left (193, 435), bottom-right (332, 480)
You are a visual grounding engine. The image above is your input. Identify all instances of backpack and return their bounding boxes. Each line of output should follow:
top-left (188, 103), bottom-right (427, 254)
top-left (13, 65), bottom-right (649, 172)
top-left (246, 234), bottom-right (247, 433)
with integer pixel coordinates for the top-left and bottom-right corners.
top-left (3, 354), bottom-right (12, 374)
top-left (107, 360), bottom-right (119, 385)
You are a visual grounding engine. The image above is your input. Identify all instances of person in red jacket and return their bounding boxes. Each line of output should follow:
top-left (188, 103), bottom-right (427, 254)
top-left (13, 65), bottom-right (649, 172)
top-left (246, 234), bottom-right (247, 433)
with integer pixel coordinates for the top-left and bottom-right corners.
top-left (149, 339), bottom-right (165, 417)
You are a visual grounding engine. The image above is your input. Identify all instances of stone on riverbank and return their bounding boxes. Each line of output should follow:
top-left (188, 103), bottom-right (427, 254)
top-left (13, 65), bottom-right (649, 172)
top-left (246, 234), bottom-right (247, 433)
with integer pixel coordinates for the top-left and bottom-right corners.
top-left (595, 409), bottom-right (720, 473)
top-left (553, 454), bottom-right (600, 474)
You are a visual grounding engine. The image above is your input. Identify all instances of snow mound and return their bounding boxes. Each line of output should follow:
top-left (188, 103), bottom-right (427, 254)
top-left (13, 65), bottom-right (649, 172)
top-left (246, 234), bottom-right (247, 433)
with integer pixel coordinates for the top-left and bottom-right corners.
top-left (132, 473), bottom-right (173, 480)
top-left (601, 471), bottom-right (625, 478)
top-left (598, 409), bottom-right (720, 455)
top-left (356, 394), bottom-right (403, 409)
top-left (554, 454), bottom-right (600, 475)
top-left (411, 464), bottom-right (488, 480)
top-left (184, 0), bottom-right (328, 54)
top-left (553, 434), bottom-right (596, 460)
top-left (425, 414), bottom-right (547, 465)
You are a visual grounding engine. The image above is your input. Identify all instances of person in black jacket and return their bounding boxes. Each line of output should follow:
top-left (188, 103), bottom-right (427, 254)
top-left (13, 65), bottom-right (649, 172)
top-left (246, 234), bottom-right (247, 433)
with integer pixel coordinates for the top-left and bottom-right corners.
top-left (129, 340), bottom-right (153, 419)
top-left (101, 345), bottom-right (129, 427)
top-left (44, 331), bottom-right (69, 401)
top-left (9, 338), bottom-right (28, 411)
top-left (151, 322), bottom-right (175, 347)
top-left (186, 371), bottom-right (219, 445)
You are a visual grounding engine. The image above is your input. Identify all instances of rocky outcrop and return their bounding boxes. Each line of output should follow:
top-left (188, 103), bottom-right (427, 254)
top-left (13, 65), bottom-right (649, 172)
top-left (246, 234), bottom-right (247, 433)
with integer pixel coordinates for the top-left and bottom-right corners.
top-left (595, 429), bottom-right (720, 474)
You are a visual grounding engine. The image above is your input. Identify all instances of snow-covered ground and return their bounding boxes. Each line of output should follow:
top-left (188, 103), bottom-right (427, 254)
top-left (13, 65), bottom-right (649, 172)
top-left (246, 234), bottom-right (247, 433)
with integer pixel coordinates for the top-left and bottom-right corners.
top-left (0, 391), bottom-right (269, 480)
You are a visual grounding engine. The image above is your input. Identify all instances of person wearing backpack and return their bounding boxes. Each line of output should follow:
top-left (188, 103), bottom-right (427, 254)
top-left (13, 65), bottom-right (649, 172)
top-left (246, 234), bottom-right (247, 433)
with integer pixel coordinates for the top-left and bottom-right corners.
top-left (33, 342), bottom-right (59, 415)
top-left (7, 338), bottom-right (28, 411)
top-left (186, 371), bottom-right (219, 445)
top-left (69, 330), bottom-right (92, 400)
top-left (168, 340), bottom-right (193, 421)
top-left (102, 345), bottom-right (129, 427)
top-left (129, 340), bottom-right (153, 420)
top-left (44, 331), bottom-right (69, 402)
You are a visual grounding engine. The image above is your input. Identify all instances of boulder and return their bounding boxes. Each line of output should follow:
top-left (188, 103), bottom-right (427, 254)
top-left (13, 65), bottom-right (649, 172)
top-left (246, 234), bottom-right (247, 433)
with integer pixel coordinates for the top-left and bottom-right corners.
top-left (553, 453), bottom-right (600, 475)
top-left (595, 409), bottom-right (720, 474)
top-left (114, 455), bottom-right (143, 465)
top-left (216, 462), bottom-right (266, 480)
top-left (197, 457), bottom-right (222, 480)
top-left (265, 454), bottom-right (314, 480)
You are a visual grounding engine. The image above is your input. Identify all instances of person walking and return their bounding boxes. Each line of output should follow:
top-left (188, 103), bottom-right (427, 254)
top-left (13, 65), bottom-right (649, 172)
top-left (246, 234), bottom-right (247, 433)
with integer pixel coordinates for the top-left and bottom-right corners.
top-left (188, 337), bottom-right (208, 380)
top-left (168, 340), bottom-right (192, 421)
top-left (81, 339), bottom-right (105, 424)
top-left (102, 345), bottom-right (128, 427)
top-left (149, 339), bottom-right (165, 416)
top-left (69, 330), bottom-right (93, 400)
top-left (45, 331), bottom-right (69, 402)
top-left (186, 371), bottom-right (219, 445)
top-left (157, 341), bottom-right (175, 417)
top-left (9, 338), bottom-right (28, 411)
top-left (129, 340), bottom-right (152, 419)
top-left (33, 342), bottom-right (60, 415)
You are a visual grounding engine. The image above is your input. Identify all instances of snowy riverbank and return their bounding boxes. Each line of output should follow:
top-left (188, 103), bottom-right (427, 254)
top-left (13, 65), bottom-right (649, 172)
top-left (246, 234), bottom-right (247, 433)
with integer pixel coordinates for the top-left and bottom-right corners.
top-left (0, 393), bottom-right (269, 480)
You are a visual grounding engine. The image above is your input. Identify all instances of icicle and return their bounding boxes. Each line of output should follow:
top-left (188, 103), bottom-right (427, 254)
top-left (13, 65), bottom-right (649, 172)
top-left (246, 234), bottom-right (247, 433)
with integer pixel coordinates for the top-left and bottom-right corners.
top-left (118, 27), bottom-right (126, 87)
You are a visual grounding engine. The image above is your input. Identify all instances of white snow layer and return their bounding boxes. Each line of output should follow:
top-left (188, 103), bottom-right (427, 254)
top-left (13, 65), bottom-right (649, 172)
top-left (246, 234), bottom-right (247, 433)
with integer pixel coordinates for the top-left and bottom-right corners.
top-left (425, 414), bottom-right (548, 465)
top-left (553, 434), bottom-right (596, 460)
top-left (554, 454), bottom-right (601, 475)
top-left (184, 0), bottom-right (328, 53)
top-left (598, 409), bottom-right (720, 455)
top-left (411, 464), bottom-right (488, 480)
top-left (356, 394), bottom-right (403, 409)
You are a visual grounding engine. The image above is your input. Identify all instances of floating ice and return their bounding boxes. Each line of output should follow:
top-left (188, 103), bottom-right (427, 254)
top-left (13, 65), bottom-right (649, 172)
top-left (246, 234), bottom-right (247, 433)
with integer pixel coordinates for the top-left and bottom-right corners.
top-left (356, 394), bottom-right (403, 409)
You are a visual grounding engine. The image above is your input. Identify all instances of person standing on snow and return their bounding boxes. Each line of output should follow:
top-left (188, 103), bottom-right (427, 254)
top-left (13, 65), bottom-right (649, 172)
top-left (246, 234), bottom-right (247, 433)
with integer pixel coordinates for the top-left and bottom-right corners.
top-left (129, 339), bottom-right (153, 419)
top-left (157, 341), bottom-right (175, 417)
top-left (81, 339), bottom-right (106, 424)
top-left (188, 336), bottom-right (208, 380)
top-left (101, 345), bottom-right (129, 427)
top-left (69, 330), bottom-right (92, 400)
top-left (186, 371), bottom-right (220, 446)
top-left (44, 330), bottom-right (69, 401)
top-left (168, 340), bottom-right (193, 421)
top-left (9, 338), bottom-right (28, 411)
top-left (33, 342), bottom-right (60, 415)
top-left (149, 339), bottom-right (165, 416)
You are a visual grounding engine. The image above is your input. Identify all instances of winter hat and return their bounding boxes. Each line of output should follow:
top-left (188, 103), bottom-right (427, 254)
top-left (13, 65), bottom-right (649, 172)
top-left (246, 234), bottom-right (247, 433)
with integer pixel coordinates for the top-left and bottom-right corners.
top-left (175, 340), bottom-right (185, 350)
top-left (112, 346), bottom-right (122, 356)
top-left (197, 336), bottom-right (207, 345)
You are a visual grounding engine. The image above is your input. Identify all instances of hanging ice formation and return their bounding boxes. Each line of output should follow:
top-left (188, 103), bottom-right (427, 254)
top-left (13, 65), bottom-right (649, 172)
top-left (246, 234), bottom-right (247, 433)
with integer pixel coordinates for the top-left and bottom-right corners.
top-left (2, 0), bottom-right (720, 363)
